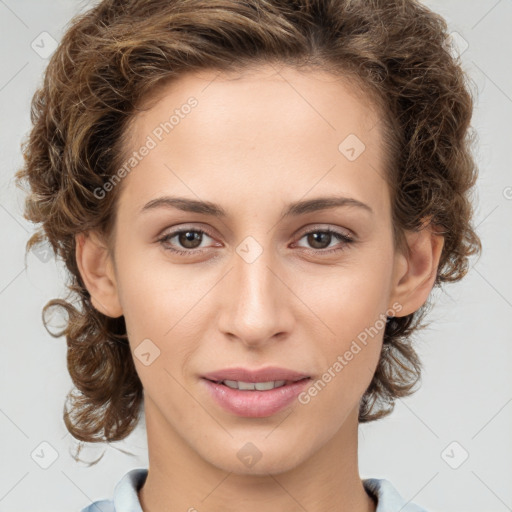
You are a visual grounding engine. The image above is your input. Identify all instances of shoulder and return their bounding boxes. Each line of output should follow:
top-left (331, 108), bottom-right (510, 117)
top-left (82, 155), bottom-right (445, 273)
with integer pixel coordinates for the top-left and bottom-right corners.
top-left (363, 478), bottom-right (430, 512)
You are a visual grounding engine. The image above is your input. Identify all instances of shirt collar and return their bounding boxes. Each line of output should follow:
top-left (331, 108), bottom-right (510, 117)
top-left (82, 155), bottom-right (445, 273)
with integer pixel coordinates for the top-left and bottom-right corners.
top-left (113, 467), bottom-right (147, 512)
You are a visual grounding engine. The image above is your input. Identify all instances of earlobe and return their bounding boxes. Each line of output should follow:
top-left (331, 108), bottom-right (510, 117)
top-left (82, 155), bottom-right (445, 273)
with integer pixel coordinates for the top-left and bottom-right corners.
top-left (75, 231), bottom-right (123, 318)
top-left (389, 224), bottom-right (445, 317)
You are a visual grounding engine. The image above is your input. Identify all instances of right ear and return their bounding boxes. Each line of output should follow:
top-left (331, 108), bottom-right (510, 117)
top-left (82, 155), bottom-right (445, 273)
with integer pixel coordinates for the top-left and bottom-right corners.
top-left (75, 231), bottom-right (123, 318)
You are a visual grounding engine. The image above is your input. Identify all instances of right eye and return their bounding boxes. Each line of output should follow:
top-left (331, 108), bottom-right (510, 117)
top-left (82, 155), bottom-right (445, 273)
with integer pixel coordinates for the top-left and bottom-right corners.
top-left (157, 227), bottom-right (217, 256)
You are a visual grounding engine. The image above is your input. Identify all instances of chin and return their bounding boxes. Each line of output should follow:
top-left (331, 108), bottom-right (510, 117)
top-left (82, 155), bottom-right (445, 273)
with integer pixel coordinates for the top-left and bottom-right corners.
top-left (198, 435), bottom-right (314, 476)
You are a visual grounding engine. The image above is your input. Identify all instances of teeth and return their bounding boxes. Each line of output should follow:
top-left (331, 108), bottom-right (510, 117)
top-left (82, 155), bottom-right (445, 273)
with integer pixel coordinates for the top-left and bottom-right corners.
top-left (222, 380), bottom-right (287, 391)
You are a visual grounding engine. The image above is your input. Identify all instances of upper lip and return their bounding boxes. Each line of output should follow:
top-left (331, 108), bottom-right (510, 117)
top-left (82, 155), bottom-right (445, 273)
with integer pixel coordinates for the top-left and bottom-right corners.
top-left (202, 366), bottom-right (311, 383)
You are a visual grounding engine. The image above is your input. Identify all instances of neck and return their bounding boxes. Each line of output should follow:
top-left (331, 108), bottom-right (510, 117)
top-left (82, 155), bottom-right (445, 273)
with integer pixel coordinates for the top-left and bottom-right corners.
top-left (138, 397), bottom-right (376, 512)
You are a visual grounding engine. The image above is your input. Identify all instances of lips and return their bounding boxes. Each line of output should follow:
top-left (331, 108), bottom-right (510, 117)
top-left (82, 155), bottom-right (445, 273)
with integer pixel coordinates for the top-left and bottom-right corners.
top-left (201, 366), bottom-right (311, 384)
top-left (201, 368), bottom-right (312, 417)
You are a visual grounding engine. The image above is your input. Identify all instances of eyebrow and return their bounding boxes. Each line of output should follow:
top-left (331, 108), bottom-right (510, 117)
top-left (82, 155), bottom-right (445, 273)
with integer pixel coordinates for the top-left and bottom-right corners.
top-left (140, 195), bottom-right (374, 217)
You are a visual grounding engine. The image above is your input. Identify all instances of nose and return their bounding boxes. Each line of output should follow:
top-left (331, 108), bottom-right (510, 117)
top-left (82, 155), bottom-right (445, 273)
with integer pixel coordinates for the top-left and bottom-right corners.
top-left (217, 244), bottom-right (295, 349)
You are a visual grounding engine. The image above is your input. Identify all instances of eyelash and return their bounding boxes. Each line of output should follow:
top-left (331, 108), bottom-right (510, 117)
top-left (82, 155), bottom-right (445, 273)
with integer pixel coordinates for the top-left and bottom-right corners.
top-left (157, 226), bottom-right (354, 257)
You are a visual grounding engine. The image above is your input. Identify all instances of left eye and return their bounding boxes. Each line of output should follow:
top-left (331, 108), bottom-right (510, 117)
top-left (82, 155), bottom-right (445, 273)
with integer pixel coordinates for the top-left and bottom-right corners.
top-left (294, 228), bottom-right (354, 254)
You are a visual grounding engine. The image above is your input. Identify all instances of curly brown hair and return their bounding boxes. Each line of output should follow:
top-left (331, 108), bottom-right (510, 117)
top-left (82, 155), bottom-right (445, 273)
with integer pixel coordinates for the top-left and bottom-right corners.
top-left (15, 0), bottom-right (481, 458)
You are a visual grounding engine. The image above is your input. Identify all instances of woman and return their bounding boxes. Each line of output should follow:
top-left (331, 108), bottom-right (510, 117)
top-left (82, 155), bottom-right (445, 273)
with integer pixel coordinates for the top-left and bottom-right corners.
top-left (15, 0), bottom-right (481, 510)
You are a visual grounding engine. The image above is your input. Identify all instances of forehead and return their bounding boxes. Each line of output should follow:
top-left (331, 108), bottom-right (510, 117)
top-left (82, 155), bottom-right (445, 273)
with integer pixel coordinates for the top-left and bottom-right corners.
top-left (118, 64), bottom-right (390, 220)
top-left (132, 64), bottom-right (381, 144)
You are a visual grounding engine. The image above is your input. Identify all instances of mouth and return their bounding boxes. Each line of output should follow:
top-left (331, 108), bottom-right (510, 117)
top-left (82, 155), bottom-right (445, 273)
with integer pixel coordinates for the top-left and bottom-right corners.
top-left (201, 366), bottom-right (311, 385)
top-left (203, 377), bottom-right (310, 391)
top-left (200, 368), bottom-right (313, 417)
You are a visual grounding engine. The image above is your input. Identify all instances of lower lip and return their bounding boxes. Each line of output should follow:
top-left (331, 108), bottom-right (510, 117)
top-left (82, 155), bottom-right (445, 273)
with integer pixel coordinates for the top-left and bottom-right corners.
top-left (201, 378), bottom-right (311, 418)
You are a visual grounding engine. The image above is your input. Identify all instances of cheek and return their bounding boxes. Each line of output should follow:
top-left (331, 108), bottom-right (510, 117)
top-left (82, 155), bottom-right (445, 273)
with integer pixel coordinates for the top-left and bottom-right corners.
top-left (114, 245), bottom-right (184, 326)
top-left (114, 250), bottom-right (208, 371)
top-left (302, 286), bottom-right (385, 419)
top-left (297, 256), bottom-right (390, 392)
top-left (297, 258), bottom-right (392, 339)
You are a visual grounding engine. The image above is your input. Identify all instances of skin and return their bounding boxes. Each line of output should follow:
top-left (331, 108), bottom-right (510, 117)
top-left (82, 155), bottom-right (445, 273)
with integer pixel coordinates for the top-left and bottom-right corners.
top-left (76, 63), bottom-right (444, 512)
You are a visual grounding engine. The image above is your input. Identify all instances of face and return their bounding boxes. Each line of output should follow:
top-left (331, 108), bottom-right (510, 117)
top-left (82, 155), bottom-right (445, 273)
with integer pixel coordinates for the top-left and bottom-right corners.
top-left (89, 64), bottom-right (411, 475)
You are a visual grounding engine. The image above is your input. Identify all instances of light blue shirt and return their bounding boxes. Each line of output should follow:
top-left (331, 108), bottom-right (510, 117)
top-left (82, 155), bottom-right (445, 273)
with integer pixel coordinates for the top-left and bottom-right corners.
top-left (80, 467), bottom-right (429, 512)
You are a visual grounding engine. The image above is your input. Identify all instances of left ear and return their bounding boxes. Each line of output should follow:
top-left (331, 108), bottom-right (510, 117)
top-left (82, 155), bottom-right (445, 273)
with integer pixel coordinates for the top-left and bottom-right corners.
top-left (388, 220), bottom-right (445, 317)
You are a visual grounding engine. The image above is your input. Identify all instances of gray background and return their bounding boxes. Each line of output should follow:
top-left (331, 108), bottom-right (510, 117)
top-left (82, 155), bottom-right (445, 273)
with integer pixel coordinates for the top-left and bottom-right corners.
top-left (1, 1), bottom-right (511, 511)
